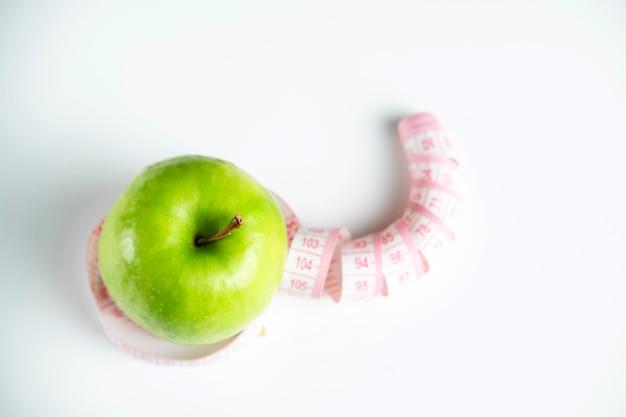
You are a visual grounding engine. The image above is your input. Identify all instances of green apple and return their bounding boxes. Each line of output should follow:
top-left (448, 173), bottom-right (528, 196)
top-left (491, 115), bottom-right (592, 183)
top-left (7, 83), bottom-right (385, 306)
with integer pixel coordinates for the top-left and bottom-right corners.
top-left (97, 155), bottom-right (288, 345)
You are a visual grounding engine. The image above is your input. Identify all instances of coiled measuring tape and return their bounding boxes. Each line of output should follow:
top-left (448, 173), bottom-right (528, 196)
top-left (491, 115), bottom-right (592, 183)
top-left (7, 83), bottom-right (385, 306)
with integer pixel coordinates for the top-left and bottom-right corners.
top-left (86, 112), bottom-right (461, 364)
top-left (276, 112), bottom-right (460, 300)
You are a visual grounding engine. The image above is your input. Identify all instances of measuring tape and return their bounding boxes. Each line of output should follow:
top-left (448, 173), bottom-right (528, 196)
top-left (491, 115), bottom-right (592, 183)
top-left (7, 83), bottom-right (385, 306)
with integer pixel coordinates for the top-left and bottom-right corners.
top-left (276, 112), bottom-right (460, 300)
top-left (86, 112), bottom-right (461, 364)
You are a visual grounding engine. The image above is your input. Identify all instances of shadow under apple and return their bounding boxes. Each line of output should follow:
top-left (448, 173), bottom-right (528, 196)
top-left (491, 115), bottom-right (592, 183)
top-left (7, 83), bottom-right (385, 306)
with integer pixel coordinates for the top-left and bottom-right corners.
top-left (34, 176), bottom-right (128, 342)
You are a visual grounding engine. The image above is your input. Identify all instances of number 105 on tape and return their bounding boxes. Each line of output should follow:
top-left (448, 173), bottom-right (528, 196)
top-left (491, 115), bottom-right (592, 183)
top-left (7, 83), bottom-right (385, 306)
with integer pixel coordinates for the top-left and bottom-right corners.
top-left (279, 227), bottom-right (343, 298)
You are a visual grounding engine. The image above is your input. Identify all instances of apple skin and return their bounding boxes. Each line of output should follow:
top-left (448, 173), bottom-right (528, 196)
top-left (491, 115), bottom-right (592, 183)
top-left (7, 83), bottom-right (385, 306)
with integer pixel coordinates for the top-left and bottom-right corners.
top-left (97, 155), bottom-right (288, 345)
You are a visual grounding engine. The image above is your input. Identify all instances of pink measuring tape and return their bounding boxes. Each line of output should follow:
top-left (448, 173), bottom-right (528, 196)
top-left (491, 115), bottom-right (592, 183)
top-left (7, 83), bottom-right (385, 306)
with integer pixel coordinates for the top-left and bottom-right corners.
top-left (86, 112), bottom-right (461, 364)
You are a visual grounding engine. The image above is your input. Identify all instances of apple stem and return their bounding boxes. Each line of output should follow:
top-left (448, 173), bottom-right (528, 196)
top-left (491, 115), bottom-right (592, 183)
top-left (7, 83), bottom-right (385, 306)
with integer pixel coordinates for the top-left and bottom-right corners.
top-left (195, 214), bottom-right (243, 246)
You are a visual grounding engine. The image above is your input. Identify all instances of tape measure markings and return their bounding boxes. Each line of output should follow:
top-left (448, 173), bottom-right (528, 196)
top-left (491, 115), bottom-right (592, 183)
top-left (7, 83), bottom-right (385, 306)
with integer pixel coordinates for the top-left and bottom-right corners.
top-left (324, 229), bottom-right (352, 302)
top-left (407, 202), bottom-right (455, 241)
top-left (279, 227), bottom-right (345, 298)
top-left (380, 220), bottom-right (426, 293)
top-left (339, 234), bottom-right (384, 300)
top-left (87, 112), bottom-right (463, 363)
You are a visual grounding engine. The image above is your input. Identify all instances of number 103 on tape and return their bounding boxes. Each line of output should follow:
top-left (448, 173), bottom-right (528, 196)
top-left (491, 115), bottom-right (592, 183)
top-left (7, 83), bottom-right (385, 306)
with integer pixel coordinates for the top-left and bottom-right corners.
top-left (279, 227), bottom-right (347, 298)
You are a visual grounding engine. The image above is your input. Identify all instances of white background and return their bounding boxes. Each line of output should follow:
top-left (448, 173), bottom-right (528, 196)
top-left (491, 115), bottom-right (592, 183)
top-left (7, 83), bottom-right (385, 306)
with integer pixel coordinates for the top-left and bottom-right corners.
top-left (1, 1), bottom-right (625, 416)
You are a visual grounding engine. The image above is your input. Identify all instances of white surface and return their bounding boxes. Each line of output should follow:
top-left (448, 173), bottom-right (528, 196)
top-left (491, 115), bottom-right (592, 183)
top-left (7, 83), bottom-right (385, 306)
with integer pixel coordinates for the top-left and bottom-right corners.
top-left (1, 1), bottom-right (625, 416)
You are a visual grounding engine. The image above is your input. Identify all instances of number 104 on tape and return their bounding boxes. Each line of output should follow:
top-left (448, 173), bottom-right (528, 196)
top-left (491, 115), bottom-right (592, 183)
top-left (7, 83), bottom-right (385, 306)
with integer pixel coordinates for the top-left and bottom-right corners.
top-left (279, 227), bottom-right (346, 298)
